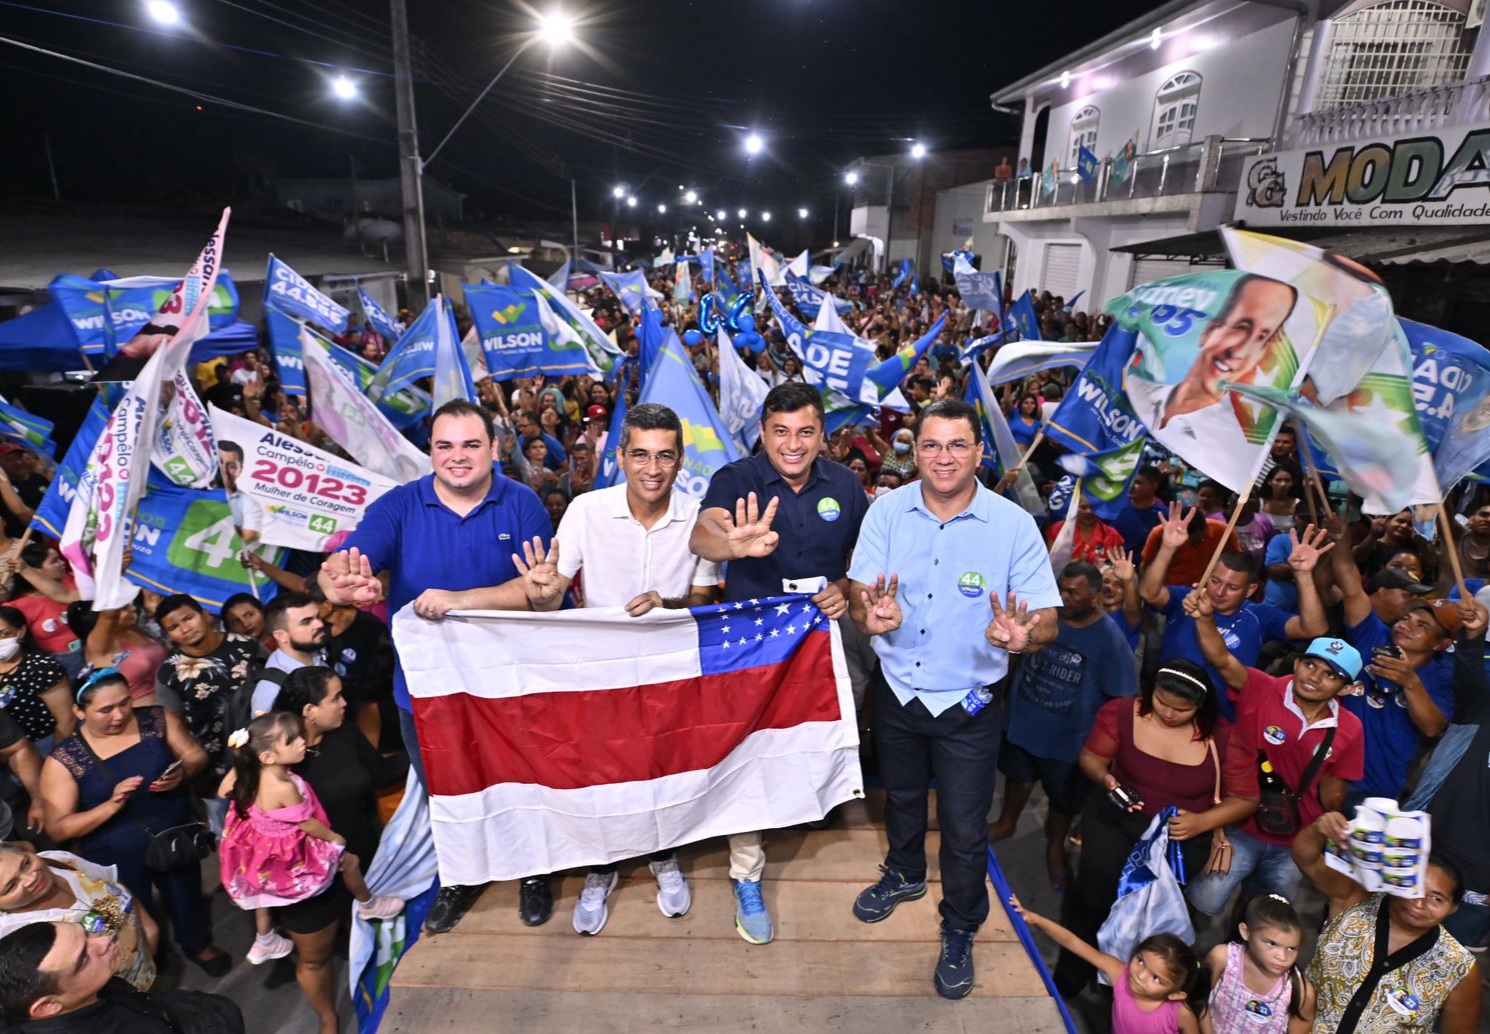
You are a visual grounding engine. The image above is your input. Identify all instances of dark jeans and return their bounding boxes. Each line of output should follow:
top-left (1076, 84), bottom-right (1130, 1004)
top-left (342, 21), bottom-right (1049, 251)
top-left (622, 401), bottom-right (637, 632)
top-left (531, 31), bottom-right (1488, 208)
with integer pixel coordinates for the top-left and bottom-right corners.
top-left (114, 856), bottom-right (211, 954)
top-left (874, 671), bottom-right (1004, 932)
top-left (398, 706), bottom-right (426, 790)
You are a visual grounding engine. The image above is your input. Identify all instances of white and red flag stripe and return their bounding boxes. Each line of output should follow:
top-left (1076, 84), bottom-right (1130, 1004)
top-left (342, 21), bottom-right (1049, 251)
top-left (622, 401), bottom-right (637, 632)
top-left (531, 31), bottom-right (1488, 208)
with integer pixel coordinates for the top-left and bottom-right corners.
top-left (393, 596), bottom-right (861, 886)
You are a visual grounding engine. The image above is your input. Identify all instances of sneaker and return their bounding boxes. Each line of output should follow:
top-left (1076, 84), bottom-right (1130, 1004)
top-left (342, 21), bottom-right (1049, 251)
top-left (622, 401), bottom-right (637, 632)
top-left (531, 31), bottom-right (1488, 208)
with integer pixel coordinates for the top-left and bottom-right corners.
top-left (732, 878), bottom-right (773, 944)
top-left (572, 871), bottom-right (620, 935)
top-left (934, 924), bottom-right (976, 1000)
top-left (246, 931), bottom-right (293, 966)
top-left (852, 865), bottom-right (927, 923)
top-left (518, 875), bottom-right (555, 927)
top-left (357, 894), bottom-right (407, 921)
top-left (650, 858), bottom-right (692, 918)
top-left (423, 884), bottom-right (485, 935)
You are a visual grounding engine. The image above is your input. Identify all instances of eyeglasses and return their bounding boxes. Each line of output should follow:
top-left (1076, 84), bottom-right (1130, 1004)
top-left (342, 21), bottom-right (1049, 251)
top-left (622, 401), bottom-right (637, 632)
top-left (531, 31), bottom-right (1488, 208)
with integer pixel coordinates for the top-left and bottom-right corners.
top-left (625, 450), bottom-right (679, 469)
top-left (915, 440), bottom-right (974, 457)
top-left (75, 667), bottom-right (123, 703)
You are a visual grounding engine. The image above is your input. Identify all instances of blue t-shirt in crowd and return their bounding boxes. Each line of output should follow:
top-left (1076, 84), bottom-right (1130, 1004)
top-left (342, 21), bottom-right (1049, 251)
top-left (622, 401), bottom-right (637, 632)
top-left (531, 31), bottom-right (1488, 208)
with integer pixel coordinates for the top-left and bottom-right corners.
top-left (1111, 498), bottom-right (1168, 557)
top-left (520, 432), bottom-right (568, 471)
top-left (1342, 612), bottom-right (1456, 798)
top-left (1009, 414), bottom-right (1042, 449)
top-left (1007, 614), bottom-right (1137, 763)
top-left (1158, 587), bottom-right (1295, 722)
top-left (1262, 533), bottom-right (1298, 611)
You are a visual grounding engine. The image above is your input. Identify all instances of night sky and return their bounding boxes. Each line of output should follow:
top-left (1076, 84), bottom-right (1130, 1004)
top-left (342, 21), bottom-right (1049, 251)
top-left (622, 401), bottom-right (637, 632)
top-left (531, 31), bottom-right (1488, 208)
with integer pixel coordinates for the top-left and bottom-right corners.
top-left (1, 0), bottom-right (1158, 230)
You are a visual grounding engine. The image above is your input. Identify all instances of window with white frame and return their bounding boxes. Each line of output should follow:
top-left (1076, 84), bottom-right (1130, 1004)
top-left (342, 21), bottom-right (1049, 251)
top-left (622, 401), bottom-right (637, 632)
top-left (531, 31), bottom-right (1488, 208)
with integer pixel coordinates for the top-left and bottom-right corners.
top-left (1316, 0), bottom-right (1471, 110)
top-left (1151, 71), bottom-right (1201, 147)
top-left (1068, 106), bottom-right (1100, 166)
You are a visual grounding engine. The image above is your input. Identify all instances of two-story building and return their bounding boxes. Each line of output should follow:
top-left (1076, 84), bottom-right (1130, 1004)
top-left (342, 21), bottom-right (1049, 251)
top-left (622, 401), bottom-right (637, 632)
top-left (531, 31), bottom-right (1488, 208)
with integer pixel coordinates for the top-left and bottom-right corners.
top-left (985, 0), bottom-right (1490, 335)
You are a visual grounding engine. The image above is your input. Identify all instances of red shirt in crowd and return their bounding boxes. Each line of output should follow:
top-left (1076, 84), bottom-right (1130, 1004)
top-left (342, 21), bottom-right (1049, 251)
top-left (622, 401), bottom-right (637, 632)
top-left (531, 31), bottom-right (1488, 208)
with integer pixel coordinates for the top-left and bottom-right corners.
top-left (1085, 698), bottom-right (1238, 818)
top-left (1046, 518), bottom-right (1125, 565)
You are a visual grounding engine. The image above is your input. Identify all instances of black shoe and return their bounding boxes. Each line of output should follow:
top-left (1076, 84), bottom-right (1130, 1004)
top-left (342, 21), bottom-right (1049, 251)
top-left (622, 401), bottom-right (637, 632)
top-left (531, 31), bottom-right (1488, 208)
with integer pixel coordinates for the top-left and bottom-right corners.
top-left (423, 884), bottom-right (485, 935)
top-left (519, 875), bottom-right (554, 927)
top-left (934, 924), bottom-right (976, 1000)
top-left (186, 947), bottom-right (233, 979)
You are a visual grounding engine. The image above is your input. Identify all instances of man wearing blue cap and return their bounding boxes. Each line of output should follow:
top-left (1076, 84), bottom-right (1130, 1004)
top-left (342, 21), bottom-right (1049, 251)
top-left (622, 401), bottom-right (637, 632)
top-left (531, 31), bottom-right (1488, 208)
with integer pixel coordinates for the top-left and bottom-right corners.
top-left (1183, 589), bottom-right (1367, 914)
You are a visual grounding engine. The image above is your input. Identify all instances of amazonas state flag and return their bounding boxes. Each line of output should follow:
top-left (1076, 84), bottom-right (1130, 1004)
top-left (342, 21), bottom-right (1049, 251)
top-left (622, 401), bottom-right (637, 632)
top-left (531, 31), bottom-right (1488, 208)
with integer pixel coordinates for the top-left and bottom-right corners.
top-left (393, 597), bottom-right (861, 886)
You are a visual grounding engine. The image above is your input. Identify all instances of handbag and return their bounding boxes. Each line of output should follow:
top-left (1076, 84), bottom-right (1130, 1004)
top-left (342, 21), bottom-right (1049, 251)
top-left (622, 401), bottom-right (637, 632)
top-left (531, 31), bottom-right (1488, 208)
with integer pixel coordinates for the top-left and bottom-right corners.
top-left (1253, 726), bottom-right (1336, 840)
top-left (79, 732), bottom-right (215, 874)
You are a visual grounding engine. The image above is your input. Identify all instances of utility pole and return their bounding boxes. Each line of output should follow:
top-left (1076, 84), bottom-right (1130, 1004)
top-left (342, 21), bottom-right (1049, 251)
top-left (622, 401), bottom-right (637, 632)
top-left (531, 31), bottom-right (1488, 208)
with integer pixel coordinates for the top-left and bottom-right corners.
top-left (390, 0), bottom-right (429, 310)
top-left (571, 179), bottom-right (580, 272)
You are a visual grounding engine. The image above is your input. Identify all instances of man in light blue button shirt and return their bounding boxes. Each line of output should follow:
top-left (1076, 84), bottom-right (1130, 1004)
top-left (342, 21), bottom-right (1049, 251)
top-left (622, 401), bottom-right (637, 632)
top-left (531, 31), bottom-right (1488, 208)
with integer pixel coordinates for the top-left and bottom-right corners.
top-left (847, 398), bottom-right (1062, 1000)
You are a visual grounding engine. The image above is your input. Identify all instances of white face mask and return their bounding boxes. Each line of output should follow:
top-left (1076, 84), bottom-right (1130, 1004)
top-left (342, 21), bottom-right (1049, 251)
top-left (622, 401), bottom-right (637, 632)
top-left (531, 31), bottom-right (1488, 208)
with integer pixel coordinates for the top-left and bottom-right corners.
top-left (893, 440), bottom-right (911, 454)
top-left (0, 639), bottom-right (21, 661)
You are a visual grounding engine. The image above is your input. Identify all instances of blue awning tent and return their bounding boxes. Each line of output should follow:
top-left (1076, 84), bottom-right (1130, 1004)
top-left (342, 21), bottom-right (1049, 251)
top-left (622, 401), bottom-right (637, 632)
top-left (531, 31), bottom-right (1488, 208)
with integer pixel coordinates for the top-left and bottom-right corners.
top-left (0, 309), bottom-right (260, 372)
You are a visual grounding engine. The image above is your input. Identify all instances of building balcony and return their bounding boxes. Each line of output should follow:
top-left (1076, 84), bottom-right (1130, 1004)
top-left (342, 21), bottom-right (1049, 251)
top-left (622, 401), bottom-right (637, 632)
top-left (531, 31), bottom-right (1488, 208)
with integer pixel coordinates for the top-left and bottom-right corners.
top-left (1288, 76), bottom-right (1490, 148)
top-left (985, 136), bottom-right (1271, 222)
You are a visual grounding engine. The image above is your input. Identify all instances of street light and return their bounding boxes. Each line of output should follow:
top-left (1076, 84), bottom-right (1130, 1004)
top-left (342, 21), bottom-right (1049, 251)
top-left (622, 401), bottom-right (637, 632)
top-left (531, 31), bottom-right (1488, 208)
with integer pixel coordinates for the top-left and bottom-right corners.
top-left (715, 209), bottom-right (727, 221)
top-left (626, 196), bottom-right (637, 207)
top-left (844, 171), bottom-right (859, 186)
top-left (737, 208), bottom-right (747, 219)
top-left (536, 10), bottom-right (575, 46)
top-left (657, 203), bottom-right (667, 214)
top-left (330, 74), bottom-right (358, 101)
top-left (910, 141), bottom-right (927, 159)
top-left (744, 133), bottom-right (764, 156)
top-left (762, 211), bottom-right (771, 222)
top-left (612, 185), bottom-right (626, 199)
top-left (797, 207), bottom-right (808, 219)
top-left (145, 0), bottom-right (181, 25)
top-left (684, 190), bottom-right (698, 205)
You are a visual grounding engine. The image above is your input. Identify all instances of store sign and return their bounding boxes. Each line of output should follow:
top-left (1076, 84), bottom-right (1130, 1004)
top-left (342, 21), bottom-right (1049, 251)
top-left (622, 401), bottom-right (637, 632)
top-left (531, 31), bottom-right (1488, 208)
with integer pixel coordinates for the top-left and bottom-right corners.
top-left (1235, 124), bottom-right (1490, 226)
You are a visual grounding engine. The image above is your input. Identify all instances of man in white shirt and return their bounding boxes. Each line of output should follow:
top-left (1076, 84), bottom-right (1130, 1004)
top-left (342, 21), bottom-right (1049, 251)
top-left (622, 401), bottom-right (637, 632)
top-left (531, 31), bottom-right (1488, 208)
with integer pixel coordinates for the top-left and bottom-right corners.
top-left (514, 402), bottom-right (721, 936)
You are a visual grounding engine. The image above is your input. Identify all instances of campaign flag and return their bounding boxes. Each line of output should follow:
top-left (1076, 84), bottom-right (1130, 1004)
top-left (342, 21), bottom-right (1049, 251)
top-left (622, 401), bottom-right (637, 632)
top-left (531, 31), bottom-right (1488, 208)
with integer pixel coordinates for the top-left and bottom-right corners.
top-left (126, 473), bottom-right (280, 610)
top-left (960, 330), bottom-right (1003, 366)
top-left (813, 292), bottom-right (853, 336)
top-left (264, 254), bottom-right (349, 333)
top-left (209, 405), bottom-right (400, 550)
top-left (967, 360), bottom-right (1043, 514)
top-left (591, 388), bottom-right (628, 492)
top-left (699, 246), bottom-right (715, 285)
top-left (264, 308), bottom-right (307, 399)
top-left (747, 233), bottom-right (782, 288)
top-left (953, 255), bottom-right (1002, 315)
top-left (1065, 290), bottom-right (1086, 312)
top-left (392, 596), bottom-right (859, 884)
top-left (1044, 324), bottom-right (1148, 519)
top-left (301, 332), bottom-right (428, 485)
top-left (150, 372), bottom-right (218, 488)
top-left (359, 287), bottom-right (404, 345)
top-left (673, 259), bottom-right (695, 304)
top-left (784, 272), bottom-right (852, 317)
top-left (0, 397), bottom-right (55, 458)
top-left (910, 274), bottom-right (920, 296)
top-left (717, 266), bottom-right (742, 310)
top-left (635, 300), bottom-right (667, 383)
top-left (943, 248), bottom-right (975, 276)
top-left (761, 276), bottom-right (878, 407)
top-left (1076, 144), bottom-right (1099, 184)
top-left (49, 271), bottom-right (239, 360)
top-left (716, 329), bottom-right (769, 451)
top-left (60, 208), bottom-right (231, 609)
top-left (545, 259), bottom-right (571, 293)
top-left (656, 246), bottom-right (675, 266)
top-left (31, 392), bottom-right (112, 540)
top-left (866, 315), bottom-right (947, 397)
top-left (367, 301), bottom-right (439, 401)
top-left (735, 257), bottom-right (752, 292)
top-left (1040, 164), bottom-right (1056, 199)
top-left (428, 297), bottom-right (476, 409)
top-left (892, 258), bottom-right (913, 290)
top-left (509, 266), bottom-right (622, 378)
top-left (786, 249), bottom-right (810, 280)
top-left (1011, 291), bottom-right (1042, 341)
top-left (636, 332), bottom-right (741, 498)
top-left (983, 341), bottom-right (1095, 386)
top-left (600, 269), bottom-right (655, 316)
top-left (1400, 318), bottom-right (1490, 489)
top-left (466, 283), bottom-right (592, 380)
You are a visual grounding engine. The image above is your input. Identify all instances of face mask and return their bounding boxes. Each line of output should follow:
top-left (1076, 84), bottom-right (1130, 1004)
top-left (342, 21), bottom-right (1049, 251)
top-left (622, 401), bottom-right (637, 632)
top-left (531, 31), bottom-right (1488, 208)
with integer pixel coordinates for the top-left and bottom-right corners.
top-left (0, 639), bottom-right (21, 661)
top-left (893, 440), bottom-right (911, 454)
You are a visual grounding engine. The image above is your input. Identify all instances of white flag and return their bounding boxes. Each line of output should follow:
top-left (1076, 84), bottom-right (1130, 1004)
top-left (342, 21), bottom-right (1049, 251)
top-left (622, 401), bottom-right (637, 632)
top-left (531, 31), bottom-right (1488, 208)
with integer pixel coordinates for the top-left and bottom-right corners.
top-left (151, 372), bottom-right (218, 489)
top-left (716, 329), bottom-right (769, 451)
top-left (301, 330), bottom-right (428, 484)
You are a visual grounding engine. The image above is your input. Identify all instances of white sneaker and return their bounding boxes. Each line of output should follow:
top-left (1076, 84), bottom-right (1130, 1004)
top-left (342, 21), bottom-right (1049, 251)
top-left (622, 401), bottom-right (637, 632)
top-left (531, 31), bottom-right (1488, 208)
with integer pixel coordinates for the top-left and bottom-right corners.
top-left (572, 870), bottom-right (619, 935)
top-left (246, 930), bottom-right (293, 965)
top-left (651, 857), bottom-right (692, 918)
top-left (356, 894), bottom-right (406, 921)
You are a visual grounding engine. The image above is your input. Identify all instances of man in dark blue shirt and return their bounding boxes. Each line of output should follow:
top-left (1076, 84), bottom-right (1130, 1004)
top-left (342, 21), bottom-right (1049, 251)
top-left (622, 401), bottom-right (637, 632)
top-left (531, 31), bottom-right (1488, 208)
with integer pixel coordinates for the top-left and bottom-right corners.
top-left (1110, 466), bottom-right (1168, 556)
top-left (320, 399), bottom-right (553, 936)
top-left (690, 382), bottom-right (869, 946)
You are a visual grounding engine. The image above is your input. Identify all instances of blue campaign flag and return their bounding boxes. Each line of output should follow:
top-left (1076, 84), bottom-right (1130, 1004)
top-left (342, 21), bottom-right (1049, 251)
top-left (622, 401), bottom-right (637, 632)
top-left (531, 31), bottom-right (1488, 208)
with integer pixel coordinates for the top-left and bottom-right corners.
top-left (761, 275), bottom-right (878, 406)
top-left (867, 315), bottom-right (948, 398)
top-left (910, 274), bottom-right (920, 296)
top-left (892, 258), bottom-right (913, 290)
top-left (636, 301), bottom-right (667, 384)
top-left (466, 283), bottom-right (591, 380)
top-left (359, 288), bottom-right (404, 345)
top-left (264, 254), bottom-right (349, 333)
top-left (1043, 324), bottom-right (1148, 519)
top-left (265, 307), bottom-right (307, 398)
top-left (960, 329), bottom-right (1003, 365)
top-left (546, 259), bottom-right (571, 292)
top-left (368, 302), bottom-right (439, 400)
top-left (783, 273), bottom-right (852, 317)
top-left (326, 336), bottom-right (430, 433)
top-left (430, 297), bottom-right (475, 408)
top-left (600, 270), bottom-right (652, 316)
top-left (30, 391), bottom-right (113, 539)
top-left (0, 398), bottom-right (55, 457)
top-left (48, 272), bottom-right (241, 358)
top-left (1076, 144), bottom-right (1098, 184)
top-left (966, 360), bottom-right (1044, 514)
top-left (699, 246), bottom-right (715, 285)
top-left (1064, 290), bottom-right (1086, 312)
top-left (591, 390), bottom-right (628, 492)
top-left (953, 257), bottom-right (1002, 315)
top-left (942, 248), bottom-right (975, 276)
top-left (1399, 318), bottom-right (1490, 488)
top-left (735, 258), bottom-right (752, 293)
top-left (636, 332), bottom-right (741, 499)
top-left (1011, 291), bottom-right (1042, 341)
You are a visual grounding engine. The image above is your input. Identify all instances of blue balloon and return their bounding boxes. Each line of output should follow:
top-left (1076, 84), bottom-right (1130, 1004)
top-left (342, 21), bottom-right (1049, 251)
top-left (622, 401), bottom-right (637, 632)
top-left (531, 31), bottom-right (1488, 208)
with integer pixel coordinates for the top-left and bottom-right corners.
top-left (736, 330), bottom-right (764, 353)
top-left (726, 294), bottom-right (751, 332)
top-left (682, 329), bottom-right (703, 347)
top-left (738, 314), bottom-right (756, 333)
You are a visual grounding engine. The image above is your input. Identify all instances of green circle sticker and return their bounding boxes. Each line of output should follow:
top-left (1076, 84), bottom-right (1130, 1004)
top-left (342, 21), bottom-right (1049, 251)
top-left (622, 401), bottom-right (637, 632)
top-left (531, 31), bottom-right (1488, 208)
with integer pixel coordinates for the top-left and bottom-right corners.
top-left (958, 571), bottom-right (987, 598)
top-left (816, 496), bottom-right (842, 522)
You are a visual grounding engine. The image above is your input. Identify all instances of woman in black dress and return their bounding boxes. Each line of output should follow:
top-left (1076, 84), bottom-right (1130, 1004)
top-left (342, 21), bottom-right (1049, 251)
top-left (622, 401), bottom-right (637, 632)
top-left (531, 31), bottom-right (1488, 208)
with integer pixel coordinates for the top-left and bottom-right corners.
top-left (272, 666), bottom-right (407, 1034)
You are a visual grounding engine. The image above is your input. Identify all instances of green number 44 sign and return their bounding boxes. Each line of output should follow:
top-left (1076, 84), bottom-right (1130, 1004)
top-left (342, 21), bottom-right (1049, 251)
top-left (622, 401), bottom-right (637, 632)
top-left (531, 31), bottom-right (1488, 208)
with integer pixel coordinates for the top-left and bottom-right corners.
top-left (168, 502), bottom-right (245, 573)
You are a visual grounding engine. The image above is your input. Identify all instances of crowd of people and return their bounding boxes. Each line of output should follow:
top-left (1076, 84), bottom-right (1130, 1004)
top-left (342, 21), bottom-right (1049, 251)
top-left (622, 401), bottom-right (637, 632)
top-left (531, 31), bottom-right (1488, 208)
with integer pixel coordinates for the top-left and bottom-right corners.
top-left (0, 265), bottom-right (1480, 1034)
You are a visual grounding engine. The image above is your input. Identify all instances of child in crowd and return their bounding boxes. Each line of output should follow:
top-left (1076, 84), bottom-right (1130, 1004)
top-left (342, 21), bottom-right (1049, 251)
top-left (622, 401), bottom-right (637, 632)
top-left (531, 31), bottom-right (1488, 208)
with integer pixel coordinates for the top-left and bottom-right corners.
top-left (1014, 896), bottom-right (1205, 1033)
top-left (219, 713), bottom-right (403, 965)
top-left (1202, 893), bottom-right (1315, 1033)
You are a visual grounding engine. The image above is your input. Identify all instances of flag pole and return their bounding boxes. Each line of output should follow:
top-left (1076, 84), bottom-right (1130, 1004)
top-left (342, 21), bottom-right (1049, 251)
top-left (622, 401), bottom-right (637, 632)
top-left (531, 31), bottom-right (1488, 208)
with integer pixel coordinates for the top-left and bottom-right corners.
top-left (1297, 443), bottom-right (1326, 528)
top-left (1436, 504), bottom-right (1470, 604)
top-left (1198, 480), bottom-right (1257, 589)
top-left (1012, 430), bottom-right (1046, 473)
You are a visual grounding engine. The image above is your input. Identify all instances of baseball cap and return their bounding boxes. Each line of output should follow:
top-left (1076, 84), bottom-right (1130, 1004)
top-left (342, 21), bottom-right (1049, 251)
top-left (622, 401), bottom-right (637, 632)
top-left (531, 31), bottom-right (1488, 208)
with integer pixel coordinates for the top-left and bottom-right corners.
top-left (586, 405), bottom-right (608, 422)
top-left (1366, 569), bottom-right (1432, 596)
top-left (1402, 598), bottom-right (1463, 638)
top-left (1302, 637), bottom-right (1364, 682)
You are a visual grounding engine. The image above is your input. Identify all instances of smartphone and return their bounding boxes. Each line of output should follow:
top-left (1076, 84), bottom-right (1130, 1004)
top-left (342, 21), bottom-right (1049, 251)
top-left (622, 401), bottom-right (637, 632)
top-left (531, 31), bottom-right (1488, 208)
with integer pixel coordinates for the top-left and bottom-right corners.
top-left (1371, 643), bottom-right (1404, 663)
top-left (1107, 784), bottom-right (1143, 811)
top-left (159, 760), bottom-right (183, 779)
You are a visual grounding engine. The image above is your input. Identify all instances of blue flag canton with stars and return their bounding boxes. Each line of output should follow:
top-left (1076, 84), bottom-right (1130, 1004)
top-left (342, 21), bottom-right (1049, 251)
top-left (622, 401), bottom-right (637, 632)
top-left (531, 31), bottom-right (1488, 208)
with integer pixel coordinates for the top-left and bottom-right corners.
top-left (693, 596), bottom-right (827, 676)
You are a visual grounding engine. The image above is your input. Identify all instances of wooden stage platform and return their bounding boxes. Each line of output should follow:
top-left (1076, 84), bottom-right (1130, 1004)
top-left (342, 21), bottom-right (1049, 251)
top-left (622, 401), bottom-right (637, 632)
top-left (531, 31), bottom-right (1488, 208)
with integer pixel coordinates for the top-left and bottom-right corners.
top-left (384, 803), bottom-right (1066, 1032)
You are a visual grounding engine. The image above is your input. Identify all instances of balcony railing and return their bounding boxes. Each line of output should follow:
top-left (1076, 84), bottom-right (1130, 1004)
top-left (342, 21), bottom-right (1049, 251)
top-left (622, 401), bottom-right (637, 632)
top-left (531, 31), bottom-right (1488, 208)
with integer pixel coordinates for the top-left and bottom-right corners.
top-left (984, 136), bottom-right (1272, 216)
top-left (1289, 76), bottom-right (1490, 148)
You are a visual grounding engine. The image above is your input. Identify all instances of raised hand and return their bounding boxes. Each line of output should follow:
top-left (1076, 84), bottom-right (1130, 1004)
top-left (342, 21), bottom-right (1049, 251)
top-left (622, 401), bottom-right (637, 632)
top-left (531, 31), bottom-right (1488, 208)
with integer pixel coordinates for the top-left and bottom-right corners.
top-left (1462, 600), bottom-right (1488, 641)
top-left (859, 574), bottom-right (902, 636)
top-left (1287, 523), bottom-right (1336, 574)
top-left (321, 547), bottom-right (380, 606)
top-left (1108, 545), bottom-right (1135, 583)
top-left (1181, 588), bottom-right (1214, 620)
top-left (986, 592), bottom-right (1042, 652)
top-left (512, 536), bottom-right (563, 606)
top-left (725, 493), bottom-right (780, 560)
top-left (1159, 501), bottom-right (1196, 551)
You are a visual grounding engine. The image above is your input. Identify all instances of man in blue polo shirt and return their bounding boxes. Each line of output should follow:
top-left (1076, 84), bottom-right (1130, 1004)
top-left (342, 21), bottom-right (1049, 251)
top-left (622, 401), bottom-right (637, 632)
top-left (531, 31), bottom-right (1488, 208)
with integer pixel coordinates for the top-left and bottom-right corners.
top-left (847, 399), bottom-right (1061, 1000)
top-left (689, 381), bottom-right (869, 946)
top-left (1138, 504), bottom-right (1330, 721)
top-left (319, 399), bottom-right (552, 936)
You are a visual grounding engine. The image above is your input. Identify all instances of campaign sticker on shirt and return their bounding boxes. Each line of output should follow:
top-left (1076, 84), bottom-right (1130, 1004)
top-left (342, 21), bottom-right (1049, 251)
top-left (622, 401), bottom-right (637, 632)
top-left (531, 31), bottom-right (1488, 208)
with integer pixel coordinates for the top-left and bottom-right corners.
top-left (340, 648), bottom-right (358, 663)
top-left (1263, 725), bottom-right (1287, 746)
top-left (1220, 627), bottom-right (1242, 651)
top-left (1244, 1000), bottom-right (1273, 1023)
top-left (41, 619), bottom-right (56, 633)
top-left (958, 571), bottom-right (987, 598)
top-left (1367, 693), bottom-right (1387, 710)
top-left (816, 497), bottom-right (842, 522)
top-left (1385, 988), bottom-right (1421, 1017)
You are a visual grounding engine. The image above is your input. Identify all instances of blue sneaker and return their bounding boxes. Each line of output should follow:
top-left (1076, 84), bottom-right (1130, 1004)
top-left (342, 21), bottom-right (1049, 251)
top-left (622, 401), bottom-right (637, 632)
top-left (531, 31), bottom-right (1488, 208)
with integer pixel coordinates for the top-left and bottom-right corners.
top-left (732, 879), bottom-right (773, 944)
top-left (934, 924), bottom-right (976, 999)
top-left (852, 865), bottom-right (927, 923)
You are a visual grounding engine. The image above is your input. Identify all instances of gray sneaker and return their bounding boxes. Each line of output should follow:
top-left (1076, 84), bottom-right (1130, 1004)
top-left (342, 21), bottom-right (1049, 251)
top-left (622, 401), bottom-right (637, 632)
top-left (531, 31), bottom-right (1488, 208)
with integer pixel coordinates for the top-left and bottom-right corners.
top-left (650, 858), bottom-right (692, 918)
top-left (732, 878), bottom-right (773, 944)
top-left (572, 871), bottom-right (619, 936)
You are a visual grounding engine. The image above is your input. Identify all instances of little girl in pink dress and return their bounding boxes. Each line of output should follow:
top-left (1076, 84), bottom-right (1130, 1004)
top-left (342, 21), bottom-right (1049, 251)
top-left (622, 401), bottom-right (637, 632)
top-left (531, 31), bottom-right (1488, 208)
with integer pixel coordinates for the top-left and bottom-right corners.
top-left (219, 713), bottom-right (403, 965)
